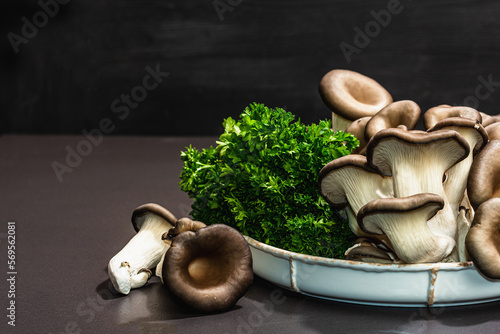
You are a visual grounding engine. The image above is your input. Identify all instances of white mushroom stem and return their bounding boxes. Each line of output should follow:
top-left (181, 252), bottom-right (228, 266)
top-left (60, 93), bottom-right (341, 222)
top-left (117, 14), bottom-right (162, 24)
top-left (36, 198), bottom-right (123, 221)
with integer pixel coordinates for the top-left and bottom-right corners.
top-left (456, 207), bottom-right (472, 262)
top-left (345, 205), bottom-right (393, 249)
top-left (461, 190), bottom-right (475, 223)
top-left (332, 113), bottom-right (353, 132)
top-left (108, 215), bottom-right (172, 294)
top-left (433, 123), bottom-right (486, 216)
top-left (392, 158), bottom-right (455, 246)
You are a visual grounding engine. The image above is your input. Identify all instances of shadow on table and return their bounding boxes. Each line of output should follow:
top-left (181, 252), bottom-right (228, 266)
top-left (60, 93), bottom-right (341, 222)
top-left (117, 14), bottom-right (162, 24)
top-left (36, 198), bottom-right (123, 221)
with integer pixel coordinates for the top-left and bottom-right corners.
top-left (95, 276), bottom-right (243, 326)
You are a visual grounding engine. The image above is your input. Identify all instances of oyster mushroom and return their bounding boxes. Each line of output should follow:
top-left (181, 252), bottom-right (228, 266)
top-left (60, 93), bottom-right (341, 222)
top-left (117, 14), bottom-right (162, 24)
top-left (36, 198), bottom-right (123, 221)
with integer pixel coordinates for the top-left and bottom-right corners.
top-left (366, 127), bottom-right (470, 247)
top-left (427, 117), bottom-right (488, 213)
top-left (423, 105), bottom-right (482, 130)
top-left (466, 141), bottom-right (500, 276)
top-left (156, 218), bottom-right (207, 283)
top-left (467, 140), bottom-right (500, 210)
top-left (344, 100), bottom-right (421, 155)
top-left (365, 100), bottom-right (421, 140)
top-left (108, 203), bottom-right (177, 294)
top-left (318, 69), bottom-right (392, 132)
top-left (357, 193), bottom-right (455, 263)
top-left (426, 116), bottom-right (488, 262)
top-left (162, 224), bottom-right (253, 313)
top-left (318, 154), bottom-right (393, 238)
top-left (465, 198), bottom-right (500, 279)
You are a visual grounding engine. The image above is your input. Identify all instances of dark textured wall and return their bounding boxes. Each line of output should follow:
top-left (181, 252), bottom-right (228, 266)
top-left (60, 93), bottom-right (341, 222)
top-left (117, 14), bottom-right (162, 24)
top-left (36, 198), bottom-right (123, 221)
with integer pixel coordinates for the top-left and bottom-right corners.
top-left (2, 0), bottom-right (500, 136)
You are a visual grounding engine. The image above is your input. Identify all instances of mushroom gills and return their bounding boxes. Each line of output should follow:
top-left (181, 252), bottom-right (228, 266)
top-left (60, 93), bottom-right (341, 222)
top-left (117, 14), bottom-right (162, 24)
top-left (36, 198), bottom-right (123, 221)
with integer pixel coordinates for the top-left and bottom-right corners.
top-left (162, 224), bottom-right (253, 312)
top-left (357, 193), bottom-right (456, 263)
top-left (344, 238), bottom-right (398, 263)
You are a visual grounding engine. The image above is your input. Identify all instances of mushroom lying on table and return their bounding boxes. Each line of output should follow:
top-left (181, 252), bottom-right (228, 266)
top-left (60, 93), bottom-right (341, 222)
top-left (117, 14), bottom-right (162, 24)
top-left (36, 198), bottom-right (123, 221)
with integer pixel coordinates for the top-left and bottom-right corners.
top-left (108, 203), bottom-right (177, 294)
top-left (156, 217), bottom-right (207, 283)
top-left (161, 221), bottom-right (253, 312)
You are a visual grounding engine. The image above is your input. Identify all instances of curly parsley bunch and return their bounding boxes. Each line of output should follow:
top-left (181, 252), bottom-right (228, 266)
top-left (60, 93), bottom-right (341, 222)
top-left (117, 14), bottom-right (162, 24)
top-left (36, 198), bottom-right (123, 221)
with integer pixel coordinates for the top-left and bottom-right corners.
top-left (179, 103), bottom-right (359, 258)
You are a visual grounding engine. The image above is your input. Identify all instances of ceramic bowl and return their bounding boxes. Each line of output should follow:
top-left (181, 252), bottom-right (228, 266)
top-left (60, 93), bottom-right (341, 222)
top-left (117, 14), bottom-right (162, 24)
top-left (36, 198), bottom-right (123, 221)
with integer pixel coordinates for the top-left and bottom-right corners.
top-left (244, 236), bottom-right (500, 307)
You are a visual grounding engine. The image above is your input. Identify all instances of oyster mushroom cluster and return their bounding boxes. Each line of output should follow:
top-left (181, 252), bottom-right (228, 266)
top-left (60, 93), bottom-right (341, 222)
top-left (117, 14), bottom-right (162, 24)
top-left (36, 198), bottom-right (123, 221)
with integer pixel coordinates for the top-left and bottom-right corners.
top-left (107, 203), bottom-right (253, 312)
top-left (318, 69), bottom-right (500, 280)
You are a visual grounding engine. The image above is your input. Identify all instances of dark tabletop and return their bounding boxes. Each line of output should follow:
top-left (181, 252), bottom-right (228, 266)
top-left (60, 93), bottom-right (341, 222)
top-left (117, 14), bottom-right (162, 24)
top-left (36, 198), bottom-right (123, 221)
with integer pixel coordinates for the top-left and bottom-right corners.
top-left (1, 135), bottom-right (499, 334)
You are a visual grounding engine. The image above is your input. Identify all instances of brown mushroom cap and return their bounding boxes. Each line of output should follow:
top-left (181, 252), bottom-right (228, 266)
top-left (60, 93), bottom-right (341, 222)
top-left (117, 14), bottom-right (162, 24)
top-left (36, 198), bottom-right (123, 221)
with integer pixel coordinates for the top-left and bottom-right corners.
top-left (427, 117), bottom-right (488, 155)
top-left (345, 116), bottom-right (371, 154)
top-left (467, 140), bottom-right (500, 210)
top-left (465, 198), bottom-right (500, 279)
top-left (132, 203), bottom-right (178, 232)
top-left (485, 122), bottom-right (500, 141)
top-left (423, 105), bottom-right (482, 130)
top-left (480, 112), bottom-right (500, 127)
top-left (163, 224), bottom-right (253, 312)
top-left (365, 100), bottom-right (421, 140)
top-left (318, 69), bottom-right (393, 121)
